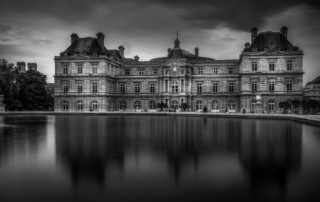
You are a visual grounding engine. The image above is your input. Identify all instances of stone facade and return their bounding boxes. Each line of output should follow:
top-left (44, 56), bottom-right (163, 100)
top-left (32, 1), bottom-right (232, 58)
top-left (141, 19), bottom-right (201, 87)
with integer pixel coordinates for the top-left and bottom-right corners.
top-left (54, 27), bottom-right (304, 112)
top-left (303, 76), bottom-right (320, 101)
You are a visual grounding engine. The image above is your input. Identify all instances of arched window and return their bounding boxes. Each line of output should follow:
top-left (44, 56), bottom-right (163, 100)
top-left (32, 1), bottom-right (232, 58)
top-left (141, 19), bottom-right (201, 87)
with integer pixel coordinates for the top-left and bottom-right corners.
top-left (91, 100), bottom-right (98, 111)
top-left (119, 101), bottom-right (126, 110)
top-left (212, 100), bottom-right (219, 110)
top-left (171, 100), bottom-right (179, 109)
top-left (77, 100), bottom-right (83, 110)
top-left (228, 100), bottom-right (235, 110)
top-left (149, 100), bottom-right (156, 109)
top-left (251, 99), bottom-right (257, 111)
top-left (196, 100), bottom-right (202, 110)
top-left (134, 101), bottom-right (141, 109)
top-left (269, 100), bottom-right (276, 111)
top-left (62, 100), bottom-right (69, 110)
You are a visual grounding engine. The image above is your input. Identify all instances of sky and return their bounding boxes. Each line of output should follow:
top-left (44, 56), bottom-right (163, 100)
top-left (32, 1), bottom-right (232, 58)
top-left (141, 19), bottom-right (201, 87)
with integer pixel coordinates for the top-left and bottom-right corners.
top-left (0, 0), bottom-right (320, 84)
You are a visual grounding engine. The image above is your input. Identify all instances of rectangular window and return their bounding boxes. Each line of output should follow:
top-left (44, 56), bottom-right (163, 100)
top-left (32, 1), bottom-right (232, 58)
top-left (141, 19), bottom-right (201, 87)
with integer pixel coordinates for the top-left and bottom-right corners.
top-left (120, 83), bottom-right (125, 94)
top-left (228, 82), bottom-right (235, 93)
top-left (92, 82), bottom-right (98, 94)
top-left (77, 64), bottom-right (83, 74)
top-left (150, 83), bottom-right (155, 93)
top-left (213, 67), bottom-right (218, 75)
top-left (269, 81), bottom-right (275, 93)
top-left (139, 68), bottom-right (144, 75)
top-left (63, 81), bottom-right (69, 93)
top-left (252, 61), bottom-right (258, 71)
top-left (154, 68), bottom-right (158, 75)
top-left (251, 81), bottom-right (257, 93)
top-left (125, 69), bottom-right (130, 75)
top-left (286, 80), bottom-right (293, 92)
top-left (197, 83), bottom-right (202, 94)
top-left (92, 64), bottom-right (98, 74)
top-left (135, 83), bottom-right (140, 93)
top-left (198, 67), bottom-right (203, 74)
top-left (269, 61), bottom-right (275, 71)
top-left (228, 67), bottom-right (234, 74)
top-left (213, 82), bottom-right (218, 93)
top-left (63, 64), bottom-right (68, 74)
top-left (287, 60), bottom-right (293, 71)
top-left (77, 82), bottom-right (83, 94)
top-left (181, 80), bottom-right (184, 92)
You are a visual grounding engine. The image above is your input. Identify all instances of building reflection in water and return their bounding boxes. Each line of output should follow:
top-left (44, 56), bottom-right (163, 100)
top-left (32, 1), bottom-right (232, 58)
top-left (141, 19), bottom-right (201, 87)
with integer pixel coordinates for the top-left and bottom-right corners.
top-left (54, 115), bottom-right (302, 195)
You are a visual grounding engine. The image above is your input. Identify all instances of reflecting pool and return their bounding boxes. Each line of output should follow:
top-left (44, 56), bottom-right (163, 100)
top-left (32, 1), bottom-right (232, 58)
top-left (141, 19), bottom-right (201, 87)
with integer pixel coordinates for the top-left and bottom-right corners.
top-left (0, 115), bottom-right (320, 202)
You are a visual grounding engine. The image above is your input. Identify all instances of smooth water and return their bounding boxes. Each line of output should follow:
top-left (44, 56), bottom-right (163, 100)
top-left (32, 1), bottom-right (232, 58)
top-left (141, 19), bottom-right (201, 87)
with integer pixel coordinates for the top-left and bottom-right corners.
top-left (0, 115), bottom-right (320, 202)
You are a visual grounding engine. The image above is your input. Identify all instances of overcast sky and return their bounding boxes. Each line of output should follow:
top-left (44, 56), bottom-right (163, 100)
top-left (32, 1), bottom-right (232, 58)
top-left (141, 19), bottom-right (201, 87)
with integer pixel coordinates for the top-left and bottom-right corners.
top-left (0, 0), bottom-right (320, 84)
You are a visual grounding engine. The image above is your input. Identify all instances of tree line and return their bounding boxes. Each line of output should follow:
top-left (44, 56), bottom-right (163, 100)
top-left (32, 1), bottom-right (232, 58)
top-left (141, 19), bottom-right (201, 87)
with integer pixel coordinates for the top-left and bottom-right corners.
top-left (0, 59), bottom-right (54, 111)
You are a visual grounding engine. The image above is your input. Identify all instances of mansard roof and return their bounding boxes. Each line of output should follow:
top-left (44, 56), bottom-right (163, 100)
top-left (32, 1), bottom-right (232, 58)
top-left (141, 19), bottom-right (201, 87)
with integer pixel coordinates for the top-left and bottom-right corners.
top-left (61, 37), bottom-right (109, 56)
top-left (248, 31), bottom-right (299, 51)
top-left (306, 75), bottom-right (320, 86)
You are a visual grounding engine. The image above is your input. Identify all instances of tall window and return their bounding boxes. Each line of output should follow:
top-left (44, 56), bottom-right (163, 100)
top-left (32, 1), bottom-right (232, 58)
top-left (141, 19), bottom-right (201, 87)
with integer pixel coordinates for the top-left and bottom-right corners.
top-left (77, 100), bottom-right (83, 110)
top-left (251, 81), bottom-right (257, 93)
top-left (135, 83), bottom-right (140, 94)
top-left (269, 81), bottom-right (275, 93)
top-left (91, 100), bottom-right (98, 111)
top-left (228, 82), bottom-right (235, 93)
top-left (251, 99), bottom-right (257, 111)
top-left (172, 81), bottom-right (179, 94)
top-left (252, 61), bottom-right (258, 71)
top-left (213, 67), bottom-right (218, 75)
top-left (165, 80), bottom-right (168, 92)
top-left (139, 68), bottom-right (144, 75)
top-left (213, 82), bottom-right (218, 93)
top-left (77, 82), bottom-right (83, 94)
top-left (92, 63), bottom-right (98, 74)
top-left (63, 81), bottom-right (69, 93)
top-left (269, 61), bottom-right (275, 71)
top-left (269, 100), bottom-right (275, 111)
top-left (77, 64), bottom-right (83, 74)
top-left (134, 101), bottom-right (141, 109)
top-left (196, 101), bottom-right (202, 110)
top-left (125, 69), bottom-right (130, 75)
top-left (172, 100), bottom-right (179, 109)
top-left (287, 60), bottom-right (293, 71)
top-left (228, 67), bottom-right (234, 74)
top-left (228, 100), bottom-right (235, 110)
top-left (197, 83), bottom-right (202, 94)
top-left (119, 101), bottom-right (126, 110)
top-left (120, 83), bottom-right (125, 94)
top-left (63, 64), bottom-right (68, 74)
top-left (212, 100), bottom-right (219, 110)
top-left (286, 80), bottom-right (293, 92)
top-left (150, 83), bottom-right (155, 93)
top-left (154, 68), bottom-right (158, 75)
top-left (181, 80), bottom-right (184, 92)
top-left (62, 100), bottom-right (69, 110)
top-left (92, 82), bottom-right (98, 94)
top-left (198, 67), bottom-right (203, 74)
top-left (149, 100), bottom-right (156, 109)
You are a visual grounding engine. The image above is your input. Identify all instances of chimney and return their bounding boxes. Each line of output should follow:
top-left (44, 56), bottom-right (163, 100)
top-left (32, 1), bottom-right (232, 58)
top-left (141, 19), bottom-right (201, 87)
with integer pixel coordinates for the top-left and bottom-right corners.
top-left (96, 32), bottom-right (105, 47)
top-left (118, 46), bottom-right (124, 58)
top-left (27, 63), bottom-right (37, 71)
top-left (17, 61), bottom-right (26, 72)
top-left (194, 47), bottom-right (199, 57)
top-left (251, 27), bottom-right (258, 43)
top-left (281, 26), bottom-right (288, 39)
top-left (244, 42), bottom-right (250, 49)
top-left (134, 55), bottom-right (139, 62)
top-left (71, 33), bottom-right (79, 44)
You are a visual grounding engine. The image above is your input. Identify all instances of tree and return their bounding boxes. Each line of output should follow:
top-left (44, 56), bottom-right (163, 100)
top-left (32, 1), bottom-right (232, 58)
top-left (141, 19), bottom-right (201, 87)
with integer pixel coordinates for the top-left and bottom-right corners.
top-left (302, 98), bottom-right (320, 114)
top-left (157, 102), bottom-right (168, 111)
top-left (0, 59), bottom-right (22, 110)
top-left (17, 70), bottom-right (51, 110)
top-left (180, 103), bottom-right (189, 111)
top-left (279, 100), bottom-right (290, 113)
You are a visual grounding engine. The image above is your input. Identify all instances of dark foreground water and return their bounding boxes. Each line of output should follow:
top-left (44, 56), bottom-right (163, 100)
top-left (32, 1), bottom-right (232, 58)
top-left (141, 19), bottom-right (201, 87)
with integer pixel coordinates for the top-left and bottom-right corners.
top-left (0, 115), bottom-right (320, 202)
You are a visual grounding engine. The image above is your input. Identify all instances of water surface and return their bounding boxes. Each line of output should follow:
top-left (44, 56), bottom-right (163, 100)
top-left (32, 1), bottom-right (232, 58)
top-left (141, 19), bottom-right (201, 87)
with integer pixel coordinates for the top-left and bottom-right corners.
top-left (0, 115), bottom-right (320, 202)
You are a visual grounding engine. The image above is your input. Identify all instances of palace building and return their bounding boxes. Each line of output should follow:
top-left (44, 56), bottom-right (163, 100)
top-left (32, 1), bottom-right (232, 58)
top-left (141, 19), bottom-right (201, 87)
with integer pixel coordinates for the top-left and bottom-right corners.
top-left (54, 27), bottom-right (304, 112)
